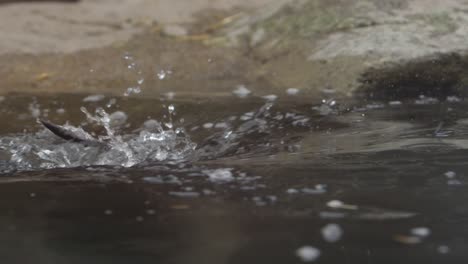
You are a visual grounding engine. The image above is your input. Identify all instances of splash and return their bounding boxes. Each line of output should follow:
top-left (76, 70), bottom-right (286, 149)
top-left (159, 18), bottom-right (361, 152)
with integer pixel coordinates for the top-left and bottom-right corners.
top-left (0, 105), bottom-right (196, 172)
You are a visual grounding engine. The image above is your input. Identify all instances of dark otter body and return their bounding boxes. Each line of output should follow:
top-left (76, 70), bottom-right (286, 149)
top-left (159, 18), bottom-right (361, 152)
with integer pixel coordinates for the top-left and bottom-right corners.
top-left (40, 119), bottom-right (106, 147)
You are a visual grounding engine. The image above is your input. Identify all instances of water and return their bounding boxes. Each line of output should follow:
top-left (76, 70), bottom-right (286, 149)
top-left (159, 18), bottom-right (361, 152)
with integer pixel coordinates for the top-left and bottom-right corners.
top-left (0, 93), bottom-right (467, 263)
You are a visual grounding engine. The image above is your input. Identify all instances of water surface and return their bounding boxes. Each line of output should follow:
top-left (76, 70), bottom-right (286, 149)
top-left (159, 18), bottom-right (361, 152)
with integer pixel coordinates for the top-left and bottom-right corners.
top-left (0, 93), bottom-right (466, 263)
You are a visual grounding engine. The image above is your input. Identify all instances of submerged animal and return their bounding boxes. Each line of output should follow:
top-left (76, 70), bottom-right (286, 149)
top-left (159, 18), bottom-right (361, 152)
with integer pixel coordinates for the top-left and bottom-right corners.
top-left (40, 119), bottom-right (106, 147)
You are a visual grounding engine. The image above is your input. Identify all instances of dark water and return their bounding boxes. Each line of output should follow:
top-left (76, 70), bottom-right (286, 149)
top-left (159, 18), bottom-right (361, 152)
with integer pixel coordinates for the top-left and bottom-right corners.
top-left (0, 93), bottom-right (467, 263)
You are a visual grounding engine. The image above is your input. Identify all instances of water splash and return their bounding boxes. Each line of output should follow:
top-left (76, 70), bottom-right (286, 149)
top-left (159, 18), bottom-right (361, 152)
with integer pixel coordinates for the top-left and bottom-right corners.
top-left (0, 105), bottom-right (196, 172)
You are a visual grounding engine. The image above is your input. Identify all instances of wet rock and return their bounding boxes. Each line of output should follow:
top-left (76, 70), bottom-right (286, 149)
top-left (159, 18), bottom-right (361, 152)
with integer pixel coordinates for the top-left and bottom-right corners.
top-left (218, 0), bottom-right (468, 100)
top-left (359, 53), bottom-right (468, 100)
top-left (1, 0), bottom-right (468, 101)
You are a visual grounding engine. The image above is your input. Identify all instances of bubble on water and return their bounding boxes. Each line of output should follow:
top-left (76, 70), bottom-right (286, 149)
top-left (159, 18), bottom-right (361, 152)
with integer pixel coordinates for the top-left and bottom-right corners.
top-left (327, 200), bottom-right (344, 208)
top-left (104, 209), bottom-right (113, 215)
top-left (83, 94), bottom-right (105, 103)
top-left (444, 171), bottom-right (456, 178)
top-left (286, 88), bottom-right (300, 95)
top-left (233, 85), bottom-right (251, 98)
top-left (203, 123), bottom-right (214, 129)
top-left (109, 111), bottom-right (128, 127)
top-left (135, 216), bottom-right (144, 222)
top-left (411, 227), bottom-right (431, 237)
top-left (437, 245), bottom-right (450, 254)
top-left (296, 246), bottom-right (320, 262)
top-left (56, 108), bottom-right (66, 114)
top-left (146, 209), bottom-right (156, 215)
top-left (29, 192), bottom-right (36, 198)
top-left (214, 122), bottom-right (228, 129)
top-left (143, 119), bottom-right (163, 131)
top-left (137, 78), bottom-right (144, 85)
top-left (321, 223), bottom-right (343, 243)
top-left (203, 168), bottom-right (234, 183)
top-left (286, 188), bottom-right (299, 194)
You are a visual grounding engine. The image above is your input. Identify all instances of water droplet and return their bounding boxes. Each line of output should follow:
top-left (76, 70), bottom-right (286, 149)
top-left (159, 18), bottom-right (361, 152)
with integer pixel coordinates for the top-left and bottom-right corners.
top-left (232, 85), bottom-right (251, 98)
top-left (321, 224), bottom-right (343, 243)
top-left (168, 104), bottom-right (175, 114)
top-left (327, 200), bottom-right (344, 208)
top-left (157, 70), bottom-right (171, 80)
top-left (411, 227), bottom-right (431, 237)
top-left (296, 246), bottom-right (320, 262)
top-left (286, 88), bottom-right (300, 95)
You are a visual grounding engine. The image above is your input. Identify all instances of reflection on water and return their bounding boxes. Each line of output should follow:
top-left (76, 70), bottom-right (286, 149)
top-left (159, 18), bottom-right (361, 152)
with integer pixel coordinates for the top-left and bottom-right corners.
top-left (0, 94), bottom-right (468, 263)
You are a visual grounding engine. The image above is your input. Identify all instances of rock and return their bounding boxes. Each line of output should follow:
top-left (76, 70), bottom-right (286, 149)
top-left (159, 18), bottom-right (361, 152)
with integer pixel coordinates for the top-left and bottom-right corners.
top-left (1, 0), bottom-right (468, 101)
top-left (219, 0), bottom-right (468, 100)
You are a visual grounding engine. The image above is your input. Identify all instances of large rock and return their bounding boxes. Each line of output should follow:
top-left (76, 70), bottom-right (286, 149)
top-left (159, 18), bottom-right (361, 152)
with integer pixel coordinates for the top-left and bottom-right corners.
top-left (1, 0), bottom-right (468, 101)
top-left (218, 0), bottom-right (468, 100)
